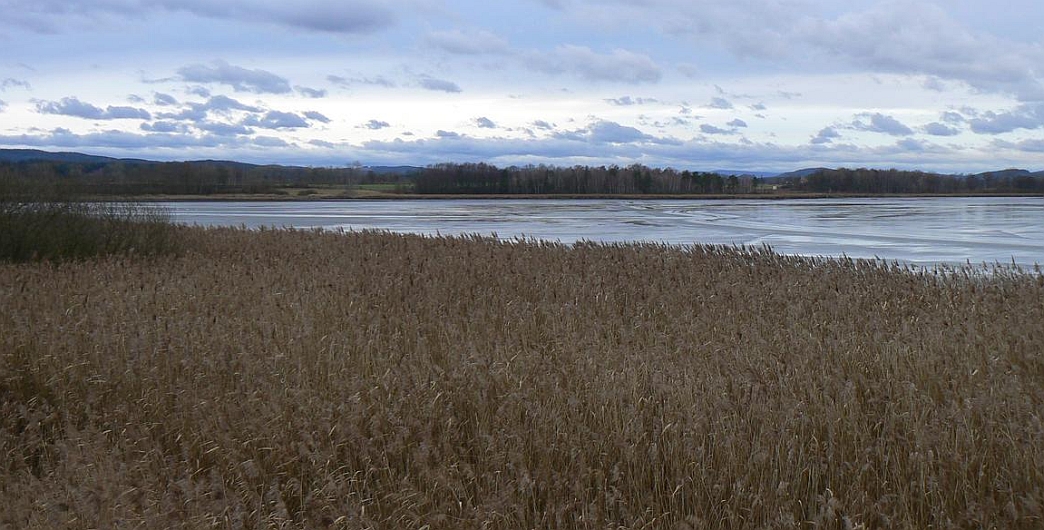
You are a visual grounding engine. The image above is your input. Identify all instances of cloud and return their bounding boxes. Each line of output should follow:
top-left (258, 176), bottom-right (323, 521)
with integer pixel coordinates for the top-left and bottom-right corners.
top-left (295, 86), bottom-right (327, 98)
top-left (0, 100), bottom-right (6, 112)
top-left (36, 97), bottom-right (151, 120)
top-left (700, 124), bottom-right (733, 135)
top-left (140, 121), bottom-right (187, 133)
top-left (707, 97), bottom-right (733, 109)
top-left (811, 126), bottom-right (841, 145)
top-left (941, 111), bottom-right (966, 124)
top-left (797, 2), bottom-right (1044, 100)
top-left (362, 119), bottom-right (391, 130)
top-left (197, 121), bottom-right (254, 136)
top-left (852, 113), bottom-right (914, 136)
top-left (606, 96), bottom-right (657, 106)
top-left (1, 78), bottom-right (31, 91)
top-left (418, 77), bottom-right (462, 93)
top-left (727, 118), bottom-right (747, 128)
top-left (328, 74), bottom-right (396, 88)
top-left (527, 45), bottom-right (662, 84)
top-left (243, 110), bottom-right (310, 129)
top-left (436, 130), bottom-right (462, 139)
top-left (178, 60), bottom-right (291, 94)
top-left (156, 95), bottom-right (261, 121)
top-left (6, 0), bottom-right (396, 35)
top-left (531, 120), bottom-right (554, 130)
top-left (587, 120), bottom-right (651, 143)
top-left (924, 122), bottom-right (960, 136)
top-left (154, 93), bottom-right (178, 106)
top-left (968, 103), bottom-right (1044, 134)
top-left (425, 29), bottom-right (510, 55)
top-left (303, 111), bottom-right (330, 123)
top-left (475, 117), bottom-right (497, 129)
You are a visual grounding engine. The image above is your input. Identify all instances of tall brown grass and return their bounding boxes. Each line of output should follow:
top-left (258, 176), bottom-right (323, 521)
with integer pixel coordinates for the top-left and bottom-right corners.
top-left (2, 227), bottom-right (1042, 528)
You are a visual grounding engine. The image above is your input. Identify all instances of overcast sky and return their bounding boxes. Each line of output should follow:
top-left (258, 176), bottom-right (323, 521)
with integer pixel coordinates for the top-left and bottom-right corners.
top-left (1, 0), bottom-right (1042, 172)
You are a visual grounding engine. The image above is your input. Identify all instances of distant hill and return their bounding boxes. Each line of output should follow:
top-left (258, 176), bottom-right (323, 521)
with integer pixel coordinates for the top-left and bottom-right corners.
top-left (0, 148), bottom-right (422, 176)
top-left (972, 168), bottom-right (1038, 180)
top-left (769, 167), bottom-right (832, 181)
top-left (711, 169), bottom-right (779, 178)
top-left (0, 149), bottom-right (149, 165)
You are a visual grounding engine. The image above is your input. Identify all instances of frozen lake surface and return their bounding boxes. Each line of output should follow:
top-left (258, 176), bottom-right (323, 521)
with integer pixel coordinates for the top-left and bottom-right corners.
top-left (163, 197), bottom-right (1044, 267)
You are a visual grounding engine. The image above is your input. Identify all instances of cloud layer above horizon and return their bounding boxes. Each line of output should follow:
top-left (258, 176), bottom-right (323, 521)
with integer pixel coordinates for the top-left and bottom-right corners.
top-left (1, 0), bottom-right (1043, 172)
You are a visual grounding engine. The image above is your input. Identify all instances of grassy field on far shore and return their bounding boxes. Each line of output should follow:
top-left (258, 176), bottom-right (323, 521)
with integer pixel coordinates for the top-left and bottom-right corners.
top-left (2, 227), bottom-right (1043, 528)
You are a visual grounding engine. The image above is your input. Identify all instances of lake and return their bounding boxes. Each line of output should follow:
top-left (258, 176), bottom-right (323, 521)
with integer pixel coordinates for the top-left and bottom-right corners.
top-left (162, 197), bottom-right (1044, 268)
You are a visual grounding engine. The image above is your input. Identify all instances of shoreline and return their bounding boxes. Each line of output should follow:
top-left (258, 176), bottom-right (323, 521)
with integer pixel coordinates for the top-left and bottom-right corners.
top-left (119, 191), bottom-right (1044, 202)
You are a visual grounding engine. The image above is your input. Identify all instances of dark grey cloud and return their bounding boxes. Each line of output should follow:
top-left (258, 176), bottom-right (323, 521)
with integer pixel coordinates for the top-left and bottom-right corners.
top-left (362, 119), bottom-right (391, 130)
top-left (295, 86), bottom-right (327, 98)
top-left (727, 118), bottom-right (747, 128)
top-left (425, 29), bottom-right (510, 55)
top-left (252, 136), bottom-right (289, 148)
top-left (852, 113), bottom-right (914, 136)
top-left (532, 120), bottom-right (554, 130)
top-left (419, 77), bottom-right (462, 93)
top-left (36, 97), bottom-right (151, 120)
top-left (527, 45), bottom-right (662, 84)
top-left (243, 110), bottom-right (310, 129)
top-left (178, 60), bottom-right (291, 94)
top-left (810, 126), bottom-right (841, 145)
top-left (924, 122), bottom-right (960, 137)
top-left (587, 120), bottom-right (650, 143)
top-left (475, 117), bottom-right (497, 129)
top-left (303, 110), bottom-right (330, 123)
top-left (436, 130), bottom-right (462, 139)
top-left (968, 103), bottom-right (1044, 134)
top-left (750, 103), bottom-right (767, 111)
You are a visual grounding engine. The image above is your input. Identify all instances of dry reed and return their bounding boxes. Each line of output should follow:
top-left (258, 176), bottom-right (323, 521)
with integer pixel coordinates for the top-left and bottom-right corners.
top-left (2, 227), bottom-right (1042, 529)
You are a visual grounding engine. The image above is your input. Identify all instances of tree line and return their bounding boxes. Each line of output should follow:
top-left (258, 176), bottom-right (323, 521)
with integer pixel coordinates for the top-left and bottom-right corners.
top-left (414, 163), bottom-right (758, 195)
top-left (0, 159), bottom-right (365, 198)
top-left (780, 167), bottom-right (1044, 194)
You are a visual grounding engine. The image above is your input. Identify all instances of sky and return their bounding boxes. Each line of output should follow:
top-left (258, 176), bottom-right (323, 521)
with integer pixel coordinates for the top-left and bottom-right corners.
top-left (1, 0), bottom-right (1042, 173)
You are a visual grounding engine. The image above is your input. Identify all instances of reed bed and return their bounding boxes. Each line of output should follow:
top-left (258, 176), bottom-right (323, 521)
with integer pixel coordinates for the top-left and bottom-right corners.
top-left (2, 227), bottom-right (1042, 529)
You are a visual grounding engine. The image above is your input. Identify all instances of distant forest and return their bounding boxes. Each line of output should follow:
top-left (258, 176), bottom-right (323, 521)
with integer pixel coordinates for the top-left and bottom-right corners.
top-left (1, 152), bottom-right (1042, 198)
top-left (0, 159), bottom-right (364, 197)
top-left (415, 163), bottom-right (1044, 195)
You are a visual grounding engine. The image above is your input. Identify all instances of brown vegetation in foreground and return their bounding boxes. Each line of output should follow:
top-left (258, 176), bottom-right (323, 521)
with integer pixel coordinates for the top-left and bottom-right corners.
top-left (2, 228), bottom-right (1043, 528)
